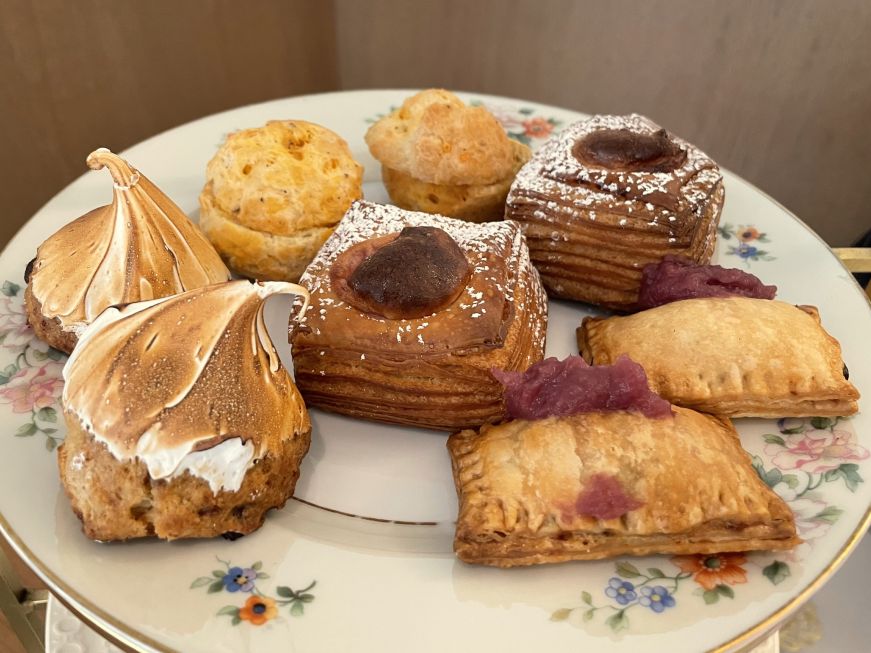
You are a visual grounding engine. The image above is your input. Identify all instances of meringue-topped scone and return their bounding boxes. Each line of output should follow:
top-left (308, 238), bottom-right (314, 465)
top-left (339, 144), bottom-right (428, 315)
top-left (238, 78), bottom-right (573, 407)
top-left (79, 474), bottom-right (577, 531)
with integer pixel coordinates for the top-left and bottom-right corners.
top-left (25, 148), bottom-right (230, 353)
top-left (58, 280), bottom-right (310, 541)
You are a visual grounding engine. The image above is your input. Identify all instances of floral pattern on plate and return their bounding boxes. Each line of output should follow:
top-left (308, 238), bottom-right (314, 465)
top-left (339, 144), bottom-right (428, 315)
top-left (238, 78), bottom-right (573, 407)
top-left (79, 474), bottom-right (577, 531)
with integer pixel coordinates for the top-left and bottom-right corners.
top-left (718, 223), bottom-right (776, 265)
top-left (553, 416), bottom-right (861, 633)
top-left (191, 558), bottom-right (317, 626)
top-left (0, 281), bottom-right (67, 451)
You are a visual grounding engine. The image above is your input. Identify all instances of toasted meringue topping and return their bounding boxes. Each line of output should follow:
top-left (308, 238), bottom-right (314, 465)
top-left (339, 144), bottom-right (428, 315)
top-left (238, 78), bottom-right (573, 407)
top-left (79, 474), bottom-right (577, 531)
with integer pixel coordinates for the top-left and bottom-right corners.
top-left (62, 280), bottom-right (310, 493)
top-left (31, 148), bottom-right (230, 333)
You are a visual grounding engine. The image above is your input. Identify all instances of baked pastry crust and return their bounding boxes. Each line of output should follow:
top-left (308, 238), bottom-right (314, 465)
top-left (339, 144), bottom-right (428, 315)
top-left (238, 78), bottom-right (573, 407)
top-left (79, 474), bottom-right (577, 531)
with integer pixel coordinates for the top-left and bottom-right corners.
top-left (448, 409), bottom-right (800, 567)
top-left (578, 297), bottom-right (859, 417)
top-left (199, 120), bottom-right (363, 281)
top-left (380, 140), bottom-right (531, 222)
top-left (291, 200), bottom-right (548, 430)
top-left (505, 114), bottom-right (724, 309)
top-left (366, 90), bottom-right (529, 220)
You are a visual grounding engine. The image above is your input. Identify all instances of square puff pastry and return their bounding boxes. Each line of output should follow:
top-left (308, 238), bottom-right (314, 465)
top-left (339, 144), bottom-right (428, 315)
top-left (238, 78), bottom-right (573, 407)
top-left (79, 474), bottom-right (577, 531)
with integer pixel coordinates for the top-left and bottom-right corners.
top-left (291, 200), bottom-right (547, 430)
top-left (578, 297), bottom-right (859, 417)
top-left (448, 408), bottom-right (800, 567)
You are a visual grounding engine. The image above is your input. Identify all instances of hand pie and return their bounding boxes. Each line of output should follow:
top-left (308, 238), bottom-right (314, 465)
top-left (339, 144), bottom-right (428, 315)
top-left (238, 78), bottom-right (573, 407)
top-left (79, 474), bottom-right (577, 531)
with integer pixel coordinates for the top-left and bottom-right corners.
top-left (578, 297), bottom-right (859, 417)
top-left (448, 408), bottom-right (800, 567)
top-left (290, 200), bottom-right (548, 430)
top-left (505, 114), bottom-right (724, 309)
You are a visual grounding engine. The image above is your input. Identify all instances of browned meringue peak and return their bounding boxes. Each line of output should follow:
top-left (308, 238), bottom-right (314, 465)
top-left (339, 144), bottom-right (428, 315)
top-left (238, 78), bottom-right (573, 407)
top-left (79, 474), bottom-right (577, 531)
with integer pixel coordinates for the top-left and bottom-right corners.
top-left (31, 148), bottom-right (230, 333)
top-left (62, 280), bottom-right (310, 482)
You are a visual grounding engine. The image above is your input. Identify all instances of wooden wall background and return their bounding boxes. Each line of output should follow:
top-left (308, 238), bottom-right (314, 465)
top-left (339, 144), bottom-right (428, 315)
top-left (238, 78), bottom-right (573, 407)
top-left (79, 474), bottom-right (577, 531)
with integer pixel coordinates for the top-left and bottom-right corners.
top-left (1, 0), bottom-right (869, 248)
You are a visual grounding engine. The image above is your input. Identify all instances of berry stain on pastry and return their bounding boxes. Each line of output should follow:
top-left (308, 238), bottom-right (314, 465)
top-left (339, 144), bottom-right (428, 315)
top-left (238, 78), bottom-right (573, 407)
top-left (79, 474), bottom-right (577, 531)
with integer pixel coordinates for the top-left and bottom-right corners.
top-left (365, 89), bottom-right (532, 222)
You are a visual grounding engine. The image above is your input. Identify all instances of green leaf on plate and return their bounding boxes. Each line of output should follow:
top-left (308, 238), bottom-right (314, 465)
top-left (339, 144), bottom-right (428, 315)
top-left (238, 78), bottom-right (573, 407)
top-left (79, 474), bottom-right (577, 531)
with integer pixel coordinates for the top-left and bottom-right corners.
top-left (605, 610), bottom-right (628, 632)
top-left (212, 570), bottom-right (226, 578)
top-left (290, 602), bottom-right (304, 617)
top-left (762, 561), bottom-right (790, 585)
top-left (190, 577), bottom-right (213, 589)
top-left (550, 608), bottom-right (571, 622)
top-left (615, 561), bottom-right (640, 578)
top-left (1, 281), bottom-right (21, 297)
top-left (782, 474), bottom-right (800, 489)
top-left (810, 417), bottom-right (834, 430)
top-left (646, 568), bottom-right (665, 579)
top-left (16, 423), bottom-right (37, 437)
top-left (715, 585), bottom-right (735, 599)
top-left (44, 437), bottom-right (56, 451)
top-left (583, 609), bottom-right (594, 622)
top-left (276, 586), bottom-right (294, 598)
top-left (702, 590), bottom-right (720, 605)
top-left (252, 561), bottom-right (262, 571)
top-left (47, 348), bottom-right (66, 361)
top-left (217, 606), bottom-right (239, 616)
top-left (581, 591), bottom-right (592, 605)
top-left (256, 572), bottom-right (269, 579)
top-left (208, 581), bottom-right (224, 594)
top-left (838, 464), bottom-right (863, 492)
top-left (763, 434), bottom-right (785, 446)
top-left (813, 506), bottom-right (843, 524)
top-left (37, 406), bottom-right (56, 422)
top-left (231, 615), bottom-right (241, 626)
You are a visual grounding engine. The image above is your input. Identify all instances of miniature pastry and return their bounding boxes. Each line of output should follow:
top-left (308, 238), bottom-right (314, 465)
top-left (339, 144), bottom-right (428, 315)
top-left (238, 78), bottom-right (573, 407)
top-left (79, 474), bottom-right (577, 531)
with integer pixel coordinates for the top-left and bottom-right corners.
top-left (25, 149), bottom-right (230, 353)
top-left (58, 280), bottom-right (311, 541)
top-left (505, 114), bottom-right (724, 309)
top-left (448, 357), bottom-right (800, 567)
top-left (291, 200), bottom-right (547, 430)
top-left (365, 89), bottom-right (531, 222)
top-left (578, 297), bottom-right (860, 417)
top-left (199, 120), bottom-right (364, 281)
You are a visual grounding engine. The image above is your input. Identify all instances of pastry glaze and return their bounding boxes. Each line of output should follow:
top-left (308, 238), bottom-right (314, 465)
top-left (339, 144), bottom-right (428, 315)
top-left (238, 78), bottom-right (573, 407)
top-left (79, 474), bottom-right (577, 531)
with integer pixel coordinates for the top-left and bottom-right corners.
top-left (505, 114), bottom-right (724, 309)
top-left (62, 280), bottom-right (310, 493)
top-left (31, 149), bottom-right (230, 333)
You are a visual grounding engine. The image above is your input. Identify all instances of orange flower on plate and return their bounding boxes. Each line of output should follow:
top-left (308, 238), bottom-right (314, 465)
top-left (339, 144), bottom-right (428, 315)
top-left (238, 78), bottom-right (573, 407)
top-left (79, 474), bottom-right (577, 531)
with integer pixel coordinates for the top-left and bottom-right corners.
top-left (523, 116), bottom-right (553, 139)
top-left (238, 595), bottom-right (278, 626)
top-left (737, 226), bottom-right (760, 242)
top-left (671, 553), bottom-right (748, 590)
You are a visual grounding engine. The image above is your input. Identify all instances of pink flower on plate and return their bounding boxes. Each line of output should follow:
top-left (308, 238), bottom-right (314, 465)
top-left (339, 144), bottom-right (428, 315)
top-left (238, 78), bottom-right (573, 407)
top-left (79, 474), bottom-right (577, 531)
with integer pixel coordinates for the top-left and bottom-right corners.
top-left (0, 296), bottom-right (32, 350)
top-left (0, 365), bottom-right (63, 413)
top-left (483, 104), bottom-right (524, 130)
top-left (766, 428), bottom-right (869, 474)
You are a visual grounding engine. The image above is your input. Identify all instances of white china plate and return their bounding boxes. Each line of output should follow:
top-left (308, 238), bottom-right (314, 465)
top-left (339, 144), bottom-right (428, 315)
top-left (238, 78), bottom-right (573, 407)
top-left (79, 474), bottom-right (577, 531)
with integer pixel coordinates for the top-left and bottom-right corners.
top-left (1, 90), bottom-right (869, 653)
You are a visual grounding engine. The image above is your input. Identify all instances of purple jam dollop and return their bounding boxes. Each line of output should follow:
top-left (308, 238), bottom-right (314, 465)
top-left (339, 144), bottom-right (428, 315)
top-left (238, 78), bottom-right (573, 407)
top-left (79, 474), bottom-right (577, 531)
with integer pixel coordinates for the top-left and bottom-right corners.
top-left (492, 355), bottom-right (672, 420)
top-left (636, 256), bottom-right (777, 310)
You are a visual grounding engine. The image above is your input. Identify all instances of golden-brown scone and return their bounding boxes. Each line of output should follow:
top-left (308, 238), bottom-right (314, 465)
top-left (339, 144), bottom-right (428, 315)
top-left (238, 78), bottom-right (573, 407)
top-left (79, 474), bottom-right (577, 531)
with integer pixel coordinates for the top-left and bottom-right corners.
top-left (25, 149), bottom-right (230, 353)
top-left (290, 200), bottom-right (548, 431)
top-left (365, 89), bottom-right (517, 186)
top-left (578, 297), bottom-right (860, 417)
top-left (506, 114), bottom-right (724, 309)
top-left (380, 140), bottom-right (532, 222)
top-left (59, 280), bottom-right (311, 541)
top-left (448, 409), bottom-right (800, 567)
top-left (199, 120), bottom-right (363, 281)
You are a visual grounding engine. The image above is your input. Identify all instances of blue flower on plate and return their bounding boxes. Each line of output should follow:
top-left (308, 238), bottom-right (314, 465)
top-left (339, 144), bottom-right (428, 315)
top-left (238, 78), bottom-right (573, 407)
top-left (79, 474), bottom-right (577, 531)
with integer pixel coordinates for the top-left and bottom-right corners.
top-left (639, 586), bottom-right (675, 613)
top-left (604, 577), bottom-right (637, 605)
top-left (223, 567), bottom-right (257, 592)
top-left (736, 243), bottom-right (758, 259)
